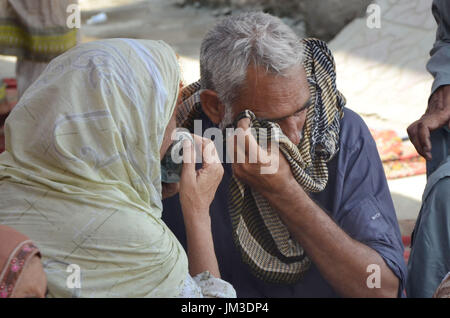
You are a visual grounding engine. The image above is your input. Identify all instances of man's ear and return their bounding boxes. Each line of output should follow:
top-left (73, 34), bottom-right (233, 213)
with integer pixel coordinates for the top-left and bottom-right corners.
top-left (200, 89), bottom-right (225, 125)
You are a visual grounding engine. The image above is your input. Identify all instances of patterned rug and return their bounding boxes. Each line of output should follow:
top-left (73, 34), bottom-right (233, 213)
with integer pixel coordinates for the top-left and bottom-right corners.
top-left (370, 129), bottom-right (426, 180)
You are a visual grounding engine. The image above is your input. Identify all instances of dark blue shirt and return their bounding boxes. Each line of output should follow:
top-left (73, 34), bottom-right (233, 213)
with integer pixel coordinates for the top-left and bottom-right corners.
top-left (162, 108), bottom-right (407, 297)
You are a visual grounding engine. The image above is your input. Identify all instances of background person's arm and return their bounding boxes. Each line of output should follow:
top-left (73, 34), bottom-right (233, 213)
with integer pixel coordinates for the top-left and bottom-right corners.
top-left (427, 0), bottom-right (450, 96)
top-left (407, 0), bottom-right (450, 160)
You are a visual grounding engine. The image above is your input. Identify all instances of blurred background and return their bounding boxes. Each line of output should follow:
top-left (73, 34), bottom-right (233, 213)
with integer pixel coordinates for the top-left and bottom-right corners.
top-left (0, 0), bottom-right (438, 259)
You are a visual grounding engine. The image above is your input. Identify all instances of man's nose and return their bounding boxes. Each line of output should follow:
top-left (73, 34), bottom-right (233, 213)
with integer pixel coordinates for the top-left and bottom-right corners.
top-left (281, 118), bottom-right (301, 145)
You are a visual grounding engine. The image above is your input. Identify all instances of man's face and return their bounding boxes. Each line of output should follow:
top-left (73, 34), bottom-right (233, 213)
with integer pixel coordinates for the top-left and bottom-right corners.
top-left (232, 64), bottom-right (311, 145)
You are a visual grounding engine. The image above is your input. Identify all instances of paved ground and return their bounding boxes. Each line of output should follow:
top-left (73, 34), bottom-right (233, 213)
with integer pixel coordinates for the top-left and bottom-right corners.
top-left (330, 0), bottom-right (435, 135)
top-left (1, 0), bottom-right (437, 236)
top-left (79, 0), bottom-right (219, 84)
top-left (0, 0), bottom-right (215, 82)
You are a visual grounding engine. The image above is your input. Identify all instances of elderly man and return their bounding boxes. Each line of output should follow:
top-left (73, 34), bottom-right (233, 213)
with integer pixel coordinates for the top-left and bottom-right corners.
top-left (162, 12), bottom-right (406, 297)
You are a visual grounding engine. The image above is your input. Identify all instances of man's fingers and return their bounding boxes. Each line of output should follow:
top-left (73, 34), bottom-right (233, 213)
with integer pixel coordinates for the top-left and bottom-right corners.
top-left (417, 123), bottom-right (431, 157)
top-left (233, 118), bottom-right (272, 164)
top-left (408, 121), bottom-right (430, 160)
top-left (235, 123), bottom-right (249, 164)
top-left (226, 132), bottom-right (236, 163)
top-left (237, 117), bottom-right (251, 130)
top-left (236, 117), bottom-right (264, 163)
top-left (246, 129), bottom-right (265, 163)
top-left (417, 116), bottom-right (444, 160)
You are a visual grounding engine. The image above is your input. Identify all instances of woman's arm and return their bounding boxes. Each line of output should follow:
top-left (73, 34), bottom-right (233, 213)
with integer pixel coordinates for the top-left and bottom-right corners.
top-left (179, 136), bottom-right (223, 278)
top-left (183, 213), bottom-right (219, 278)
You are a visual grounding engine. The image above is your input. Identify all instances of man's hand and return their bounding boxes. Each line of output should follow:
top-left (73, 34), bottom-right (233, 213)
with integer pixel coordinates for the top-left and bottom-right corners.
top-left (229, 118), bottom-right (399, 297)
top-left (229, 117), bottom-right (296, 196)
top-left (407, 85), bottom-right (450, 161)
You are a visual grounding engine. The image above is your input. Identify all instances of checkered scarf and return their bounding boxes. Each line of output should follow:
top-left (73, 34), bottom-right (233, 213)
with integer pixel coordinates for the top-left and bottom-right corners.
top-left (177, 38), bottom-right (345, 284)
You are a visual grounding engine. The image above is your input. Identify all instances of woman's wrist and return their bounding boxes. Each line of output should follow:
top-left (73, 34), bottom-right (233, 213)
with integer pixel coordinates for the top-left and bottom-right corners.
top-left (182, 208), bottom-right (211, 226)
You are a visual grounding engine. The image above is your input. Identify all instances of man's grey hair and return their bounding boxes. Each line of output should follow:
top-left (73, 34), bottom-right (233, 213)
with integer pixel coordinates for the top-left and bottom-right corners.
top-left (200, 12), bottom-right (304, 127)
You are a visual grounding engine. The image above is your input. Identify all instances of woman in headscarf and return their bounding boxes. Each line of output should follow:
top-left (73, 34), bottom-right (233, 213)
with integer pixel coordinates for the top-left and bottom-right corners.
top-left (0, 38), bottom-right (235, 298)
top-left (0, 224), bottom-right (47, 298)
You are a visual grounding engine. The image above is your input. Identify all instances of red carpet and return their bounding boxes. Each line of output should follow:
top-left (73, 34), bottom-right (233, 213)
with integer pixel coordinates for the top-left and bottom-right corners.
top-left (403, 235), bottom-right (411, 264)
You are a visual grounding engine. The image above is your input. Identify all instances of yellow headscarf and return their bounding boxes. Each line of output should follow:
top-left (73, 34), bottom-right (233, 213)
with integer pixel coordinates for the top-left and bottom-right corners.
top-left (0, 38), bottom-right (188, 297)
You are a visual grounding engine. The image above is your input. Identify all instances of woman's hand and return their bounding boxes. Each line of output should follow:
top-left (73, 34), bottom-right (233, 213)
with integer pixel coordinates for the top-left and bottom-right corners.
top-left (178, 134), bottom-right (223, 278)
top-left (179, 134), bottom-right (224, 220)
